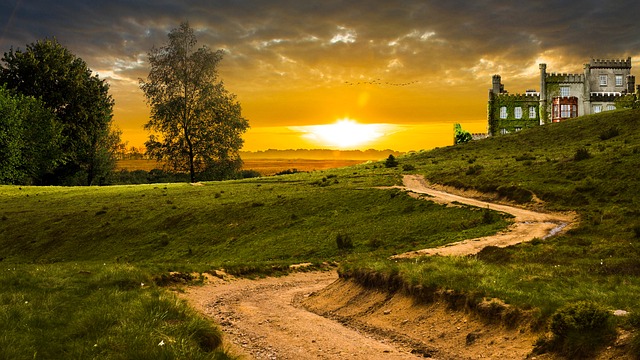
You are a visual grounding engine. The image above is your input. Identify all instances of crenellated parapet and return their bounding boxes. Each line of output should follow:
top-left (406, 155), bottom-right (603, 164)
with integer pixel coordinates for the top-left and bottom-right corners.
top-left (590, 57), bottom-right (632, 69)
top-left (546, 73), bottom-right (584, 83)
top-left (495, 93), bottom-right (540, 101)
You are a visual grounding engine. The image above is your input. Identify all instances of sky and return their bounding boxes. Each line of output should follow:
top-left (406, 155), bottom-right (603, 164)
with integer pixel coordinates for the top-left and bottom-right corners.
top-left (1, 0), bottom-right (640, 152)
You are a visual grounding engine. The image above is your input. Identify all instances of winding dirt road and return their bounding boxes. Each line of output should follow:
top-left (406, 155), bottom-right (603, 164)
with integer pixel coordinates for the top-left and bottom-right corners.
top-left (180, 175), bottom-right (577, 359)
top-left (393, 175), bottom-right (576, 258)
top-left (181, 271), bottom-right (423, 359)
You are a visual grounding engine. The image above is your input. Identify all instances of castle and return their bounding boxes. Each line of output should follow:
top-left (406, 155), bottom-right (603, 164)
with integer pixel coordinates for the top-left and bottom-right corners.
top-left (487, 57), bottom-right (639, 135)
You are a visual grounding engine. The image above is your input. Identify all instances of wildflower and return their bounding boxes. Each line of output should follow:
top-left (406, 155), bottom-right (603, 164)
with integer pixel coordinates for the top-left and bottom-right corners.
top-left (141, 283), bottom-right (145, 287)
top-left (158, 340), bottom-right (165, 346)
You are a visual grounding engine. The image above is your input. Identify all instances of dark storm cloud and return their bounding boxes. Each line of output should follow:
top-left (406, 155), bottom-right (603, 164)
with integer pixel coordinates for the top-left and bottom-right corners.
top-left (2, 0), bottom-right (639, 89)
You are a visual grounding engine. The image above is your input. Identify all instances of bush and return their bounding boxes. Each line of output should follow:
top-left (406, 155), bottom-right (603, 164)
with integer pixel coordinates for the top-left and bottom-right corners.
top-left (496, 185), bottom-right (533, 203)
top-left (466, 164), bottom-right (483, 175)
top-left (385, 154), bottom-right (398, 168)
top-left (541, 301), bottom-right (616, 358)
top-left (599, 127), bottom-right (620, 141)
top-left (402, 164), bottom-right (416, 171)
top-left (336, 233), bottom-right (354, 250)
top-left (574, 148), bottom-right (592, 161)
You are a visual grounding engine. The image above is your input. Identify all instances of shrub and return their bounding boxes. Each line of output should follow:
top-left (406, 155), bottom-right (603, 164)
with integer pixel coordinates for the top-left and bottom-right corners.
top-left (239, 169), bottom-right (261, 178)
top-left (336, 233), bottom-right (354, 250)
top-left (574, 148), bottom-right (592, 161)
top-left (385, 154), bottom-right (398, 168)
top-left (599, 127), bottom-right (620, 141)
top-left (466, 164), bottom-right (483, 175)
top-left (276, 168), bottom-right (299, 175)
top-left (542, 301), bottom-right (616, 358)
top-left (402, 164), bottom-right (416, 171)
top-left (496, 185), bottom-right (533, 203)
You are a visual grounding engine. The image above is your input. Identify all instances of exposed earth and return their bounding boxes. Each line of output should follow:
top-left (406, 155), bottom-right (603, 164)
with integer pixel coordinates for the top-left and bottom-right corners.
top-left (179, 175), bottom-right (592, 359)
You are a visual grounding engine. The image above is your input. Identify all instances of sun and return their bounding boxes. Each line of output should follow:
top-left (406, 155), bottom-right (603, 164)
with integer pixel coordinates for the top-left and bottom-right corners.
top-left (293, 118), bottom-right (391, 149)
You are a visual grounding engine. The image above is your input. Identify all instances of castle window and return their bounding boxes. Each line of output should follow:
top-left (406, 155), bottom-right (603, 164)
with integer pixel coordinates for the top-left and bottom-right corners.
top-left (500, 106), bottom-right (507, 119)
top-left (529, 106), bottom-right (536, 119)
top-left (560, 86), bottom-right (570, 97)
top-left (500, 128), bottom-right (508, 135)
top-left (615, 75), bottom-right (623, 87)
top-left (514, 107), bottom-right (523, 119)
top-left (515, 127), bottom-right (522, 132)
top-left (593, 105), bottom-right (602, 113)
top-left (606, 104), bottom-right (616, 111)
top-left (599, 75), bottom-right (607, 86)
top-left (560, 105), bottom-right (574, 118)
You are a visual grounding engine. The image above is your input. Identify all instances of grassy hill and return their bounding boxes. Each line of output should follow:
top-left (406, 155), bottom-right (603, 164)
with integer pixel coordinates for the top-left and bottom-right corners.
top-left (2, 108), bottom-right (640, 358)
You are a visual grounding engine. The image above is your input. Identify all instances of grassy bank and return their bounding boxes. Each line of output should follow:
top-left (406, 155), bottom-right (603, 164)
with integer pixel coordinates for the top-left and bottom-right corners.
top-left (0, 263), bottom-right (229, 360)
top-left (339, 108), bottom-right (640, 356)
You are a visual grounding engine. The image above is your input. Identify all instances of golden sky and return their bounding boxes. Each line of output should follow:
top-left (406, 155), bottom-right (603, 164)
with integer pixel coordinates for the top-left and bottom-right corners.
top-left (2, 1), bottom-right (640, 152)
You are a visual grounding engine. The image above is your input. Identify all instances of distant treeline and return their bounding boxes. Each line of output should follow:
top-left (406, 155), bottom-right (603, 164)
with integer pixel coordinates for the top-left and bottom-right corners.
top-left (240, 149), bottom-right (404, 160)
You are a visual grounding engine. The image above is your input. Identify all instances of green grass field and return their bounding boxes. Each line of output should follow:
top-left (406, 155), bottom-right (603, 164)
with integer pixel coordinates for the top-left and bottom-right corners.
top-left (2, 108), bottom-right (640, 358)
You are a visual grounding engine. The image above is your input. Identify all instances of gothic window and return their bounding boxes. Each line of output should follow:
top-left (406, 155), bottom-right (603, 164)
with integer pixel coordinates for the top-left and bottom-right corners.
top-left (560, 105), bottom-right (572, 118)
top-left (514, 107), bottom-right (523, 119)
top-left (560, 86), bottom-right (570, 97)
top-left (606, 104), bottom-right (616, 111)
top-left (500, 128), bottom-right (508, 135)
top-left (529, 106), bottom-right (536, 119)
top-left (599, 75), bottom-right (607, 86)
top-left (615, 75), bottom-right (623, 87)
top-left (500, 106), bottom-right (507, 119)
top-left (515, 127), bottom-right (522, 132)
top-left (593, 105), bottom-right (602, 113)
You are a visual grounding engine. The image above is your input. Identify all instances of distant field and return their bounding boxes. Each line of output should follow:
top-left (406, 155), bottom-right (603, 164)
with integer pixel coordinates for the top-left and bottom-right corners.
top-left (116, 159), bottom-right (367, 175)
top-left (242, 159), bottom-right (366, 175)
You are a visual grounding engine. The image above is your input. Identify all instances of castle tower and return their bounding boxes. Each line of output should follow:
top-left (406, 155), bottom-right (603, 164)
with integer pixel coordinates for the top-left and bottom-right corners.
top-left (539, 64), bottom-right (547, 124)
top-left (583, 63), bottom-right (592, 115)
top-left (492, 75), bottom-right (503, 94)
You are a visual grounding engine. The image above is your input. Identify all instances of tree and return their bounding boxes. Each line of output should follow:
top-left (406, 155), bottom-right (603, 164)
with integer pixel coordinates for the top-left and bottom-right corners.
top-left (140, 22), bottom-right (249, 183)
top-left (0, 86), bottom-right (63, 184)
top-left (454, 123), bottom-right (472, 144)
top-left (1, 39), bottom-right (120, 185)
top-left (384, 154), bottom-right (398, 168)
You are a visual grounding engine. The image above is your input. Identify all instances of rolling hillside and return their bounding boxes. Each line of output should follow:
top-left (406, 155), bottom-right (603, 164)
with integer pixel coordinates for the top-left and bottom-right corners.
top-left (2, 108), bottom-right (640, 358)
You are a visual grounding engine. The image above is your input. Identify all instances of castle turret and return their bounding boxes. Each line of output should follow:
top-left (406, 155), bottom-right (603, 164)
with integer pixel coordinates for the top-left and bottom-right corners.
top-left (583, 63), bottom-right (592, 115)
top-left (539, 64), bottom-right (547, 124)
top-left (492, 75), bottom-right (503, 94)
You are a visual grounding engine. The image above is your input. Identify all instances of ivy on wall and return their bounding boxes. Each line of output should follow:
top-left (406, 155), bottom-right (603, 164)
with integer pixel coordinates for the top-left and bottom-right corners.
top-left (489, 94), bottom-right (539, 135)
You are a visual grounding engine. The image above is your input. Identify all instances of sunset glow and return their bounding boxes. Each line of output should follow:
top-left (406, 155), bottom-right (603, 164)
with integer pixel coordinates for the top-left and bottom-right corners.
top-left (1, 1), bottom-right (638, 152)
top-left (292, 119), bottom-right (394, 149)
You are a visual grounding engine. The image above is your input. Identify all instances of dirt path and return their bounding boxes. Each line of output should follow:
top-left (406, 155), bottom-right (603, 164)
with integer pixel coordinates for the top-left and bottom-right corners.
top-left (180, 271), bottom-right (422, 359)
top-left (393, 175), bottom-right (576, 258)
top-left (180, 175), bottom-right (577, 359)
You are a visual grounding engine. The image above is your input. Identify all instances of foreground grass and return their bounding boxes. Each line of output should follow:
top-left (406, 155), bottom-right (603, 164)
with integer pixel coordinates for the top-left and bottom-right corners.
top-left (0, 263), bottom-right (230, 360)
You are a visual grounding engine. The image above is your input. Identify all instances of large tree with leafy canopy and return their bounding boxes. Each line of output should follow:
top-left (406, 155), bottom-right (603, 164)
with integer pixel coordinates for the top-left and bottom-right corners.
top-left (1, 39), bottom-right (120, 185)
top-left (140, 22), bottom-right (249, 183)
top-left (0, 86), bottom-right (64, 184)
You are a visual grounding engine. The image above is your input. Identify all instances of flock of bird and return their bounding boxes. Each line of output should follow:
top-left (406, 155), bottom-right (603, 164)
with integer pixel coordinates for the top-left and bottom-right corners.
top-left (343, 78), bottom-right (419, 87)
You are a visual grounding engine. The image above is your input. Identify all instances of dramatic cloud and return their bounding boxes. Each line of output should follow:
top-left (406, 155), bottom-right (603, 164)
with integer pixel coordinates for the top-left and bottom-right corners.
top-left (1, 0), bottom-right (639, 150)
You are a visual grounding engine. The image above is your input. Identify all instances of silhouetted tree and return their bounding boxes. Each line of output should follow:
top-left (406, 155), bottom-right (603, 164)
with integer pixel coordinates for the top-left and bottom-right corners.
top-left (385, 154), bottom-right (399, 168)
top-left (140, 22), bottom-right (249, 183)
